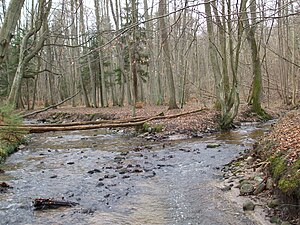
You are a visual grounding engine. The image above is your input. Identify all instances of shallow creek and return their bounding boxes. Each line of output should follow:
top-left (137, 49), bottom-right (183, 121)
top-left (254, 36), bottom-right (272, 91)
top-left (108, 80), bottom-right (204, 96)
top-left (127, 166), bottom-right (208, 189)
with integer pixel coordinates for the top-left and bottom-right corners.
top-left (0, 122), bottom-right (272, 225)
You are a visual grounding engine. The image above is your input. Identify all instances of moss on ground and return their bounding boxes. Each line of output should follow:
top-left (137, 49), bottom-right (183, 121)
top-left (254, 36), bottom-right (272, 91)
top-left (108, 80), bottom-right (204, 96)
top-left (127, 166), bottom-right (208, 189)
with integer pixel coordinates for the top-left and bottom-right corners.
top-left (276, 159), bottom-right (300, 197)
top-left (139, 122), bottom-right (163, 133)
top-left (0, 104), bottom-right (27, 163)
top-left (0, 140), bottom-right (23, 163)
top-left (256, 111), bottom-right (300, 198)
top-left (269, 156), bottom-right (286, 180)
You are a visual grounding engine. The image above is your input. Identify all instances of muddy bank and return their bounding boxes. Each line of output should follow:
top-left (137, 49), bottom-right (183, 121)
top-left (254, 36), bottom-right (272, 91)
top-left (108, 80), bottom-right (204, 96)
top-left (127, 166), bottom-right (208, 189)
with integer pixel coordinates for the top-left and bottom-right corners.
top-left (220, 113), bottom-right (300, 225)
top-left (0, 123), bottom-right (272, 225)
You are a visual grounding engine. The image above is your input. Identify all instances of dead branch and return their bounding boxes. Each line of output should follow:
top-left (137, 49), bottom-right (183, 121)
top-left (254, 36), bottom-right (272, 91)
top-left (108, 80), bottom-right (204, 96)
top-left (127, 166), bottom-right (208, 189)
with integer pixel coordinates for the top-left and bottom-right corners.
top-left (33, 198), bottom-right (78, 210)
top-left (22, 91), bottom-right (81, 118)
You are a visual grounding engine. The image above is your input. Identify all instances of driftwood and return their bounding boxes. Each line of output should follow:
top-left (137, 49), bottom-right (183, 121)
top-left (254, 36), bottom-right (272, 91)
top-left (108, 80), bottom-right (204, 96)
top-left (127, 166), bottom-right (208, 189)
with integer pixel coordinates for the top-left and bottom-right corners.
top-left (4, 108), bottom-right (207, 133)
top-left (33, 198), bottom-right (78, 210)
top-left (22, 91), bottom-right (81, 118)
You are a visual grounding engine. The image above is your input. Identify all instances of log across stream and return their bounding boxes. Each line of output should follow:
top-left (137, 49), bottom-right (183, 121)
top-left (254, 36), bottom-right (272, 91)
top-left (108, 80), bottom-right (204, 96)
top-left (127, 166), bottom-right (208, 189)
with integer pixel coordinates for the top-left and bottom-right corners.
top-left (0, 122), bottom-right (272, 225)
top-left (2, 109), bottom-right (206, 133)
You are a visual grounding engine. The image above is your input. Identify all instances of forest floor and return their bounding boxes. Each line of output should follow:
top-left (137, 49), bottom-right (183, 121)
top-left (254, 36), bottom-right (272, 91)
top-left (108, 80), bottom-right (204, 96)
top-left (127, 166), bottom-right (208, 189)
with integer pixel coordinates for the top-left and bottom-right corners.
top-left (24, 103), bottom-right (283, 138)
top-left (22, 103), bottom-right (300, 224)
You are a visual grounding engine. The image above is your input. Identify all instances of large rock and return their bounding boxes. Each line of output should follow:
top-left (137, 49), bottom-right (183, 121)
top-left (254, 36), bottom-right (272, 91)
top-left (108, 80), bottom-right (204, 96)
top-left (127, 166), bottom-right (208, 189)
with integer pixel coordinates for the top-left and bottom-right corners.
top-left (240, 182), bottom-right (255, 195)
top-left (266, 177), bottom-right (274, 190)
top-left (243, 200), bottom-right (255, 211)
top-left (267, 199), bottom-right (280, 208)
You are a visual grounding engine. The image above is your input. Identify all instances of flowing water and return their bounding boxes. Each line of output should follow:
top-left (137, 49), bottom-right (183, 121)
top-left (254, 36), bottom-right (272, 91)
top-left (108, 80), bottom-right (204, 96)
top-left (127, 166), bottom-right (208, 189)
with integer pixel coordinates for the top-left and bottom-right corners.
top-left (0, 122), bottom-right (273, 225)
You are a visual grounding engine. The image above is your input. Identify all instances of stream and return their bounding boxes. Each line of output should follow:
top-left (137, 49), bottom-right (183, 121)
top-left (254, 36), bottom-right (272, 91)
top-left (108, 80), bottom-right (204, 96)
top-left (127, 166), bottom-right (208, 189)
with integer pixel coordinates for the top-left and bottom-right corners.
top-left (0, 122), bottom-right (272, 225)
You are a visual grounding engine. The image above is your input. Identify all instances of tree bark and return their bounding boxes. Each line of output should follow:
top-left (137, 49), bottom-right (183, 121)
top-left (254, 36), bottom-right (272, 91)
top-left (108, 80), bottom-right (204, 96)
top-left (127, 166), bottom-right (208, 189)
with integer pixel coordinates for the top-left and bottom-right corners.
top-left (0, 0), bottom-right (25, 64)
top-left (205, 0), bottom-right (242, 129)
top-left (244, 0), bottom-right (270, 118)
top-left (7, 0), bottom-right (52, 106)
top-left (158, 0), bottom-right (178, 109)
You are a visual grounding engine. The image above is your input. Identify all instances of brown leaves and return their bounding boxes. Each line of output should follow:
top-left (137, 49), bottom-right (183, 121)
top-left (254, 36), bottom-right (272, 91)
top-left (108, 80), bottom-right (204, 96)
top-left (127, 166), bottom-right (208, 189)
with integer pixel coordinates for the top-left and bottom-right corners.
top-left (267, 111), bottom-right (300, 164)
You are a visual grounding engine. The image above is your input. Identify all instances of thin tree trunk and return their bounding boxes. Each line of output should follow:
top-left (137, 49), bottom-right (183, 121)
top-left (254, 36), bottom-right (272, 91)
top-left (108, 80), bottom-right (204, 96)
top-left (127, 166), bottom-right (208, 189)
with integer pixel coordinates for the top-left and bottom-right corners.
top-left (94, 0), bottom-right (107, 107)
top-left (158, 0), bottom-right (178, 109)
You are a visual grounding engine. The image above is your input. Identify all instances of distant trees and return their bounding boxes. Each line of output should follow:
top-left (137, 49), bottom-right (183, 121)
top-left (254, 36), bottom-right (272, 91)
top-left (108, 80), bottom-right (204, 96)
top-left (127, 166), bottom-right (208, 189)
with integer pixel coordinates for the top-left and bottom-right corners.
top-left (0, 0), bottom-right (299, 128)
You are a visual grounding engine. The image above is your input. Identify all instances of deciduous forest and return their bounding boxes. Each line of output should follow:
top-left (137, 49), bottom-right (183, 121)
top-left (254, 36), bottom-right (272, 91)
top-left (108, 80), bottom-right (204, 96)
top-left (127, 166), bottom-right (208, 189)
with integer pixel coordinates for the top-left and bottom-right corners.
top-left (0, 0), bottom-right (299, 128)
top-left (0, 1), bottom-right (300, 224)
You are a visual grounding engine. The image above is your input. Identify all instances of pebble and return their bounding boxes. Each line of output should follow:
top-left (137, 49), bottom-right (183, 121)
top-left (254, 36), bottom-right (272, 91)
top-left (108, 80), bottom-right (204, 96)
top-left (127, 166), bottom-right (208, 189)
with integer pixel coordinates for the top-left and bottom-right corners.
top-left (206, 143), bottom-right (221, 148)
top-left (96, 182), bottom-right (105, 187)
top-left (104, 174), bottom-right (117, 179)
top-left (81, 208), bottom-right (95, 214)
top-left (245, 156), bottom-right (254, 165)
top-left (131, 168), bottom-right (143, 173)
top-left (118, 168), bottom-right (129, 174)
top-left (221, 185), bottom-right (232, 192)
top-left (104, 194), bottom-right (110, 198)
top-left (18, 144), bottom-right (26, 150)
top-left (113, 156), bottom-right (125, 162)
top-left (270, 216), bottom-right (281, 224)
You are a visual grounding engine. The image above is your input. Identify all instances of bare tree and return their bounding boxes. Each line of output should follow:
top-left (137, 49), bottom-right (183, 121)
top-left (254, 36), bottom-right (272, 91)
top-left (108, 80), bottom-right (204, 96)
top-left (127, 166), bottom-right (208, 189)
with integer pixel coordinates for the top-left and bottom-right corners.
top-left (158, 0), bottom-right (178, 109)
top-left (0, 0), bottom-right (25, 65)
top-left (7, 0), bottom-right (52, 106)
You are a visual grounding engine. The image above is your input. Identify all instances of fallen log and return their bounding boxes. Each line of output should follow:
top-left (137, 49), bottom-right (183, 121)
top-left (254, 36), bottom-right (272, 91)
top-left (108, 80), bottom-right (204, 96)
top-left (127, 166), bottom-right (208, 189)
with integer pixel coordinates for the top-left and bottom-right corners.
top-left (2, 108), bottom-right (207, 133)
top-left (33, 198), bottom-right (78, 210)
top-left (18, 120), bottom-right (148, 133)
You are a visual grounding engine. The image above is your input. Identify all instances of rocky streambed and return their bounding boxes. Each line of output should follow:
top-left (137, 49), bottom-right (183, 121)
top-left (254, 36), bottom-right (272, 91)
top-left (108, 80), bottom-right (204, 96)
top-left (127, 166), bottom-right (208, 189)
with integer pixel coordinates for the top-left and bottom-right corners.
top-left (0, 123), bottom-right (272, 225)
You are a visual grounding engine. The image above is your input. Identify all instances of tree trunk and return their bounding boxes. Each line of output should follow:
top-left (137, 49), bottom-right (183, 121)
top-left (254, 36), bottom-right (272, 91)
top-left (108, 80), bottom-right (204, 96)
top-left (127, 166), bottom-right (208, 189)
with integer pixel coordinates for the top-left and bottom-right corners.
top-left (7, 0), bottom-right (51, 106)
top-left (245, 0), bottom-right (270, 118)
top-left (0, 0), bottom-right (25, 64)
top-left (158, 0), bottom-right (178, 109)
top-left (204, 0), bottom-right (242, 129)
top-left (94, 0), bottom-right (107, 107)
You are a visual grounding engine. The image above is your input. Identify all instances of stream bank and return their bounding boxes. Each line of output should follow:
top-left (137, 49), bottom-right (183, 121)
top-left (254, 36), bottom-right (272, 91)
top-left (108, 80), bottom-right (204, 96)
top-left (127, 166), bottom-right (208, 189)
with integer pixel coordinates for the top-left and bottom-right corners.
top-left (219, 110), bottom-right (300, 225)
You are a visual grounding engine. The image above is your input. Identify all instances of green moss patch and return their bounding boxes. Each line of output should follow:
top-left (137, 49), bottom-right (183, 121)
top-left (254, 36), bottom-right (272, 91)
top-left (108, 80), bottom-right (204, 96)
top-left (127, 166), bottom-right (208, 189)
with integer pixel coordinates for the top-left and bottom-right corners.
top-left (269, 156), bottom-right (300, 197)
top-left (0, 104), bottom-right (27, 163)
top-left (138, 122), bottom-right (163, 133)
